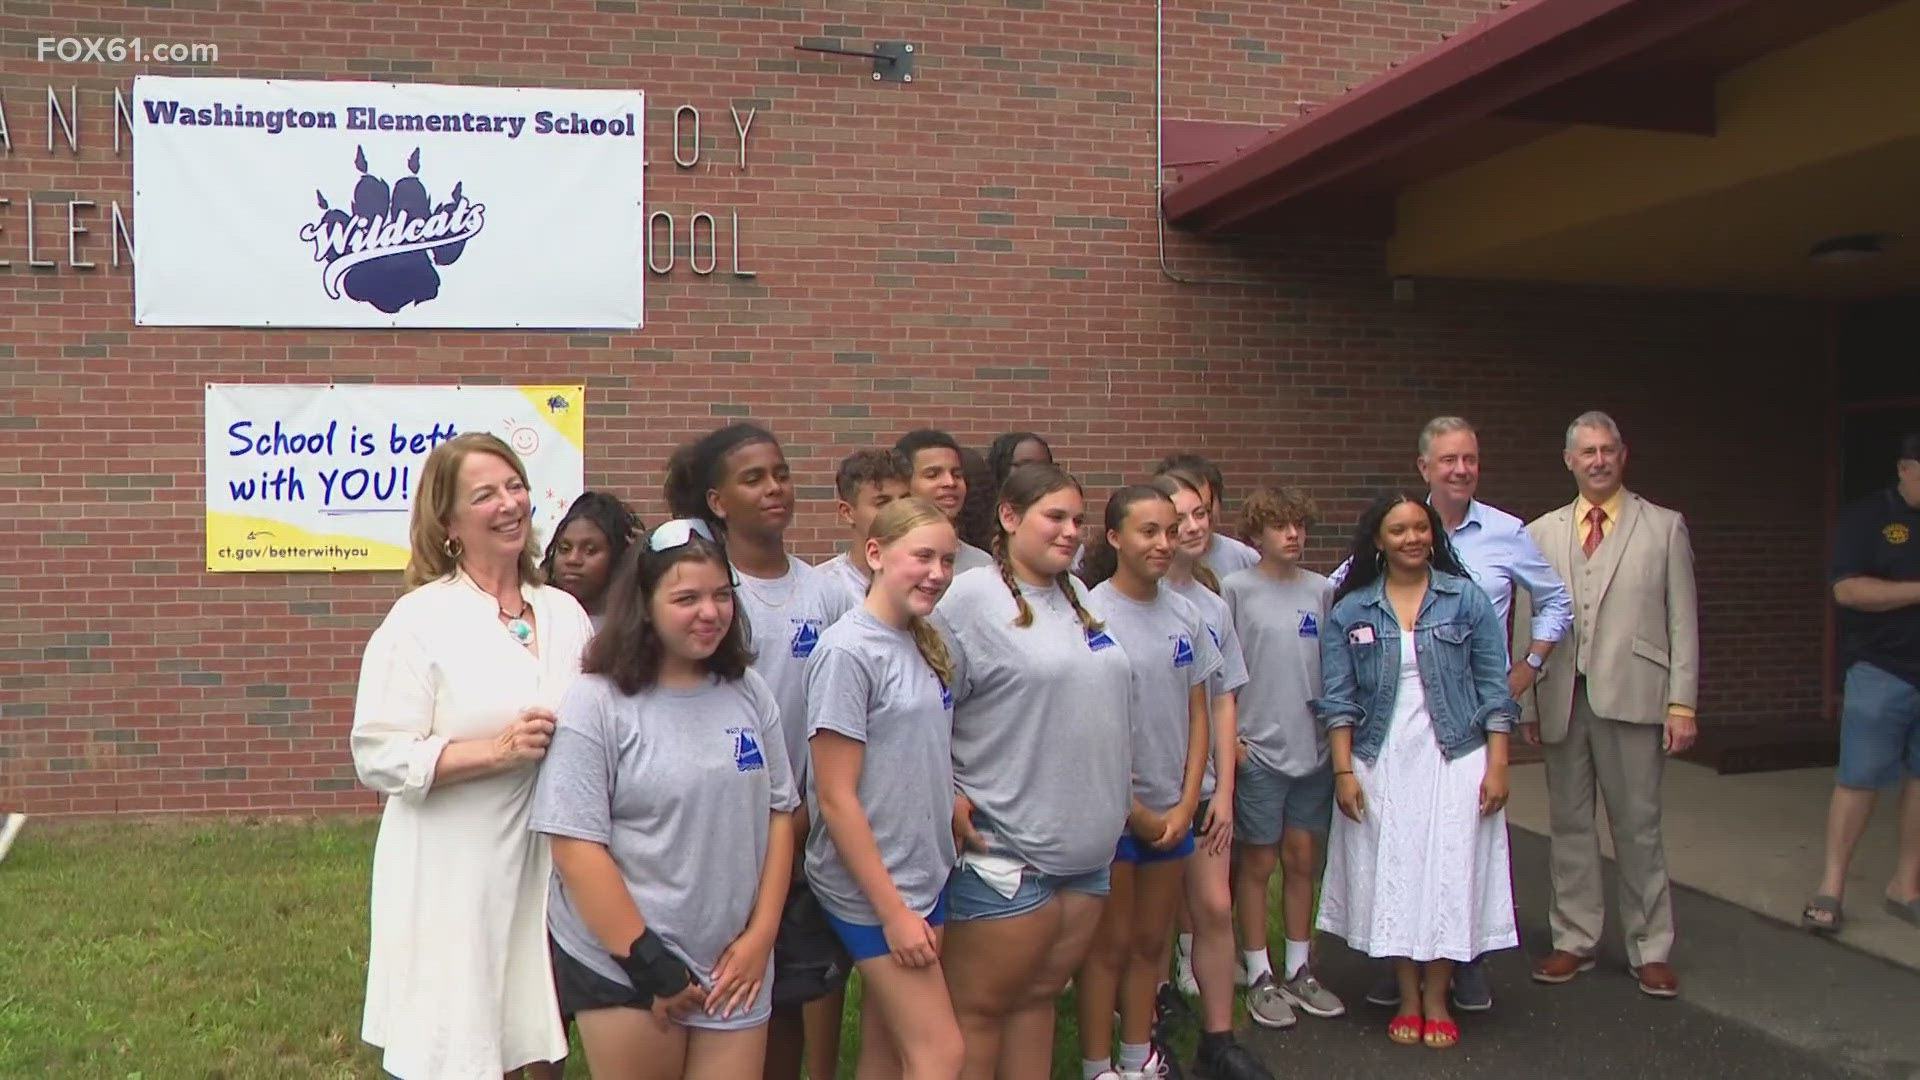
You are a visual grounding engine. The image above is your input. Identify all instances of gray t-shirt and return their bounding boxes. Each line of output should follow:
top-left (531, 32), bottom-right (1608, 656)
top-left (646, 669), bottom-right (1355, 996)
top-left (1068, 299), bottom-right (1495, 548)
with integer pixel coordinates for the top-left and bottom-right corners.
top-left (933, 566), bottom-right (1135, 876)
top-left (1165, 575), bottom-right (1250, 799)
top-left (1222, 567), bottom-right (1334, 777)
top-left (530, 669), bottom-right (799, 1031)
top-left (1088, 582), bottom-right (1221, 813)
top-left (1203, 533), bottom-right (1261, 580)
top-left (816, 550), bottom-right (870, 611)
top-left (954, 541), bottom-right (995, 575)
top-left (733, 554), bottom-right (854, 790)
top-left (803, 607), bottom-right (958, 924)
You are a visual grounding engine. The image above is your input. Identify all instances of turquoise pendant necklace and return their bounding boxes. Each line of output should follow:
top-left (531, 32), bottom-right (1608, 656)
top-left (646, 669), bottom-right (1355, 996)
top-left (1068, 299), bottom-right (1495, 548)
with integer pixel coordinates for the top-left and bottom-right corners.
top-left (501, 599), bottom-right (534, 647)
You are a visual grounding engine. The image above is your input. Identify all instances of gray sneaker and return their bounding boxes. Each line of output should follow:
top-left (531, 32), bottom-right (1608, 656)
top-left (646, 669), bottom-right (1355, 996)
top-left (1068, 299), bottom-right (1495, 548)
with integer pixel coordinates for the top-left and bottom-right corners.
top-left (1244, 972), bottom-right (1297, 1029)
top-left (1278, 969), bottom-right (1346, 1018)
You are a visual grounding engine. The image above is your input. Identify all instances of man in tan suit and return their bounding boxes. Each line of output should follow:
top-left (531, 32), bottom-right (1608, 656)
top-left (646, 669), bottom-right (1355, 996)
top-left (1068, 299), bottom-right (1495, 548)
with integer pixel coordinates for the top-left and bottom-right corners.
top-left (1520, 411), bottom-right (1698, 998)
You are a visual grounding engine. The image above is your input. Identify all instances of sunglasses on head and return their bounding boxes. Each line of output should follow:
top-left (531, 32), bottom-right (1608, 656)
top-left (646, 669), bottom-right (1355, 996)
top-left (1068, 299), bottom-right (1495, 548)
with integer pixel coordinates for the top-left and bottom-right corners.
top-left (647, 517), bottom-right (719, 552)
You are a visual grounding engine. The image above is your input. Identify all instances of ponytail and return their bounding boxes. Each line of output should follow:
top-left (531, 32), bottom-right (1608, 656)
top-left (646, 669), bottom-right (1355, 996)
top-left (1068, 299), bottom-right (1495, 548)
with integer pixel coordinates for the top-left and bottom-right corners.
top-left (908, 616), bottom-right (956, 690)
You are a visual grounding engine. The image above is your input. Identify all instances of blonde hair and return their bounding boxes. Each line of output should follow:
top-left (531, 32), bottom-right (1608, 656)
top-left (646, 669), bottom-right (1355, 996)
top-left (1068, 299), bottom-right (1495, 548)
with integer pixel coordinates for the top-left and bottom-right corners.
top-left (866, 497), bottom-right (958, 688)
top-left (991, 462), bottom-right (1103, 634)
top-left (403, 432), bottom-right (542, 591)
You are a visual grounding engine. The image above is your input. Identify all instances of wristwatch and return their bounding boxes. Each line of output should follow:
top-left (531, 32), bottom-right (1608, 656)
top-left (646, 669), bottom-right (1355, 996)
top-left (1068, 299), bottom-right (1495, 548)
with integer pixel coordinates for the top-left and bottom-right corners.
top-left (1524, 652), bottom-right (1545, 672)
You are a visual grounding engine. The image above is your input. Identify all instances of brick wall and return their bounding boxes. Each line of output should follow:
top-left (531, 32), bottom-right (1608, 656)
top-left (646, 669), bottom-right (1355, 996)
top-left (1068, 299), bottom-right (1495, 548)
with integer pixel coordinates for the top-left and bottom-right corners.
top-left (0, 1), bottom-right (1830, 815)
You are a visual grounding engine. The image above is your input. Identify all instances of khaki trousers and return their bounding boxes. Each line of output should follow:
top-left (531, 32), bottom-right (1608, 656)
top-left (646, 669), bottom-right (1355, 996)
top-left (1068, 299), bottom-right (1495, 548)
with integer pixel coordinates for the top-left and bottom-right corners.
top-left (1542, 678), bottom-right (1675, 967)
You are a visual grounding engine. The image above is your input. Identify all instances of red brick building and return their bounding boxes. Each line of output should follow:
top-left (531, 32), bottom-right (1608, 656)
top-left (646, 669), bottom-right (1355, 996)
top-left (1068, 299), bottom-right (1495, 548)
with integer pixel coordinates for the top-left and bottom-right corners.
top-left (1, 0), bottom-right (1892, 815)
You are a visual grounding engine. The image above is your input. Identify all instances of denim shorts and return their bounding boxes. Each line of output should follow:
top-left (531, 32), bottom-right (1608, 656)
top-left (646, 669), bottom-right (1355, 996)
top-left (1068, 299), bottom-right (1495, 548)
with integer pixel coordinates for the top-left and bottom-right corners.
top-left (1114, 827), bottom-right (1196, 864)
top-left (1233, 759), bottom-right (1334, 846)
top-left (945, 858), bottom-right (1112, 922)
top-left (824, 893), bottom-right (948, 962)
top-left (1837, 661), bottom-right (1920, 789)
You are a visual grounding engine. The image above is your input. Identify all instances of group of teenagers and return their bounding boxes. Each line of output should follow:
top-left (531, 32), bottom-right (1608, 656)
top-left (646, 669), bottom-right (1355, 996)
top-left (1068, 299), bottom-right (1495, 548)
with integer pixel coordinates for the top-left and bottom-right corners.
top-left (349, 419), bottom-right (1526, 1080)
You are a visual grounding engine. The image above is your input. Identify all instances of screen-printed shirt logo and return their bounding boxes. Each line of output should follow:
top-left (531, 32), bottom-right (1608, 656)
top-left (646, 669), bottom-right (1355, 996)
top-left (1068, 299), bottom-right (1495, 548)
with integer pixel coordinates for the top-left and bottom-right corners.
top-left (1172, 635), bottom-right (1195, 668)
top-left (790, 620), bottom-right (822, 658)
top-left (730, 727), bottom-right (765, 772)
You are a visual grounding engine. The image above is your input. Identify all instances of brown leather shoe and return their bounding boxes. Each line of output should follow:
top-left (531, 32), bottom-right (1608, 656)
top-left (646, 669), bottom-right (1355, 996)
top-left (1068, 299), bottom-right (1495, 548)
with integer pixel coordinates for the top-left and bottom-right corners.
top-left (1632, 962), bottom-right (1679, 998)
top-left (1530, 950), bottom-right (1596, 984)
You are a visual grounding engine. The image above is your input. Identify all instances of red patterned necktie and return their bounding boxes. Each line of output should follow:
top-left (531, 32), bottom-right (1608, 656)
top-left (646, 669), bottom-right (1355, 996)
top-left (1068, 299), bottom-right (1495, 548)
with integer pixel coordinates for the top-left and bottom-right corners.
top-left (1583, 505), bottom-right (1607, 557)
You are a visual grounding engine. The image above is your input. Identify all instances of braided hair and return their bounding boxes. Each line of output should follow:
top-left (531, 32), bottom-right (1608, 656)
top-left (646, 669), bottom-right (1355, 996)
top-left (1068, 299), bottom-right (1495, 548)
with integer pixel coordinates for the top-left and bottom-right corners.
top-left (991, 462), bottom-right (1103, 634)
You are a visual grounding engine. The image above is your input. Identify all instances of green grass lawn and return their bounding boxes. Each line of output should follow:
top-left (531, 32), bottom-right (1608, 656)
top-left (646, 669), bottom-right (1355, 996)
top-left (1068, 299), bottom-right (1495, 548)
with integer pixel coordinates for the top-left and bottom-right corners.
top-left (0, 817), bottom-right (1282, 1078)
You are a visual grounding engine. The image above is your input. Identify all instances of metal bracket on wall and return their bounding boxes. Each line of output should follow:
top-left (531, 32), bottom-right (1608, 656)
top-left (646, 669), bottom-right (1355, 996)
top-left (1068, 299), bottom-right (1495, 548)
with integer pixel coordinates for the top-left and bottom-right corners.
top-left (792, 40), bottom-right (915, 82)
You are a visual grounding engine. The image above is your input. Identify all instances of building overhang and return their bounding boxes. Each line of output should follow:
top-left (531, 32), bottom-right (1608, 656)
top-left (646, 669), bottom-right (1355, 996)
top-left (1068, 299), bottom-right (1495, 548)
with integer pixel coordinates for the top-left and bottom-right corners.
top-left (1161, 0), bottom-right (1920, 295)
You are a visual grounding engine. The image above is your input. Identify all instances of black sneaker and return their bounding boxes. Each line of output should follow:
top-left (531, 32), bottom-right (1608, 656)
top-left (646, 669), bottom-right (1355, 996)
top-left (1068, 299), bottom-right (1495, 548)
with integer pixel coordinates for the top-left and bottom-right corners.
top-left (1194, 1036), bottom-right (1273, 1080)
top-left (1155, 980), bottom-right (1194, 1030)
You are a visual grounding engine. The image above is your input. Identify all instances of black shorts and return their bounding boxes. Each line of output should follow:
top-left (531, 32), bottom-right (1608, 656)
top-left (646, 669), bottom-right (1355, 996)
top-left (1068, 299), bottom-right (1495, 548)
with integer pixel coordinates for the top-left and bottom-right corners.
top-left (550, 934), bottom-right (648, 1019)
top-left (771, 882), bottom-right (852, 1008)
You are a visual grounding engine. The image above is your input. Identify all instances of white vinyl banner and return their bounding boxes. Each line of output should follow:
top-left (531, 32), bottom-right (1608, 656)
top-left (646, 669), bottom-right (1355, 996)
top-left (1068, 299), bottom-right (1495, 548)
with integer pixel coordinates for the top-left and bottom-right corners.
top-left (204, 383), bottom-right (586, 572)
top-left (134, 76), bottom-right (644, 328)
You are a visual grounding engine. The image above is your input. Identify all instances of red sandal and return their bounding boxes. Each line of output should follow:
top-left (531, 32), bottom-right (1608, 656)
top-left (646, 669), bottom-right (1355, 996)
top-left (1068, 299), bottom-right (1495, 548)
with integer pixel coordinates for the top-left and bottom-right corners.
top-left (1387, 1014), bottom-right (1424, 1045)
top-left (1424, 1018), bottom-right (1460, 1049)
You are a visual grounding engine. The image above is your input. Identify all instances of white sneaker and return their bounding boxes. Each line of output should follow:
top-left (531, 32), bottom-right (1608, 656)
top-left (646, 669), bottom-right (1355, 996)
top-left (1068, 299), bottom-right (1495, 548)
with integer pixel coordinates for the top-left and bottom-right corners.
top-left (1122, 1046), bottom-right (1173, 1079)
top-left (1173, 938), bottom-right (1199, 996)
top-left (0, 813), bottom-right (25, 862)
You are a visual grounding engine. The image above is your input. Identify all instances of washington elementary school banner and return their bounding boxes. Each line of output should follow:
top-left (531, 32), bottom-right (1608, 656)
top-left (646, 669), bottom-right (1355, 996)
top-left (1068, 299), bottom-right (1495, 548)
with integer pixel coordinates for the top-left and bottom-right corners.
top-left (206, 384), bottom-right (586, 572)
top-left (135, 76), bottom-right (646, 328)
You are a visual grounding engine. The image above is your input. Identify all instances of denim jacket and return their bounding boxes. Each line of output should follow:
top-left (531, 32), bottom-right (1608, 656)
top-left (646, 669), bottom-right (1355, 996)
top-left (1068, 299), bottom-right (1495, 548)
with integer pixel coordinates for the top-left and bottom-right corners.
top-left (1309, 569), bottom-right (1518, 764)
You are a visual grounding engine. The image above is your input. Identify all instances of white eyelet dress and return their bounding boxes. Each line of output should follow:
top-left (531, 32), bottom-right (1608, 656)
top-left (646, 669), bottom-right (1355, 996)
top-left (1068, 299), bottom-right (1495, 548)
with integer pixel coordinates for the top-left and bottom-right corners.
top-left (1316, 632), bottom-right (1519, 962)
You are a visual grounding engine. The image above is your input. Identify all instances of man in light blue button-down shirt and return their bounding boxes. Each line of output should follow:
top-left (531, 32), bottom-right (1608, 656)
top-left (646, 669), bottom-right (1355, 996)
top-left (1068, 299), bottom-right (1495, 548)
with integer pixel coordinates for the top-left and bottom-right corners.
top-left (1337, 416), bottom-right (1572, 1014)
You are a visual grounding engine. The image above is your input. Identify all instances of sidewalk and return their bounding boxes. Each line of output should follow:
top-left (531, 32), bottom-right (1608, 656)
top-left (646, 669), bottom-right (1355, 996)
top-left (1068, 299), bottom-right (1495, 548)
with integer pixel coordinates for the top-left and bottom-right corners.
top-left (1504, 759), bottom-right (1920, 971)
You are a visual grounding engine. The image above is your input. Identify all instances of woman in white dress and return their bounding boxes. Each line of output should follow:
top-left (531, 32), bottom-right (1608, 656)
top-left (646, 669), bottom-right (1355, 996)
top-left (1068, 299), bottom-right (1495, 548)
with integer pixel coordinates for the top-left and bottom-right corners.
top-left (351, 432), bottom-right (595, 1079)
top-left (1312, 494), bottom-right (1518, 1051)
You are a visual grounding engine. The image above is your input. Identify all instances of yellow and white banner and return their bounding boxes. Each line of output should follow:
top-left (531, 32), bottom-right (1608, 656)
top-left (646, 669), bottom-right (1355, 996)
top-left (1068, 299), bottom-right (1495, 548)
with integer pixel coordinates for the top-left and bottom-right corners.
top-left (205, 383), bottom-right (584, 572)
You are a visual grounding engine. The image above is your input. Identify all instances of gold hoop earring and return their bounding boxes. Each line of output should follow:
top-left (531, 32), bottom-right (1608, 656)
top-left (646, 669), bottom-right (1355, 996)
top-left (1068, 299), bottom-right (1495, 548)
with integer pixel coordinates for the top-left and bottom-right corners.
top-left (443, 536), bottom-right (463, 559)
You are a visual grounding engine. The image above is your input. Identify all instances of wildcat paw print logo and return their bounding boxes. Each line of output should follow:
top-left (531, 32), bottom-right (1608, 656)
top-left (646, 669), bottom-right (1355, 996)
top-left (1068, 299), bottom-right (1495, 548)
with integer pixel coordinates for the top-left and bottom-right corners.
top-left (1172, 635), bottom-right (1196, 668)
top-left (730, 727), bottom-right (765, 772)
top-left (789, 619), bottom-right (822, 659)
top-left (298, 145), bottom-right (485, 314)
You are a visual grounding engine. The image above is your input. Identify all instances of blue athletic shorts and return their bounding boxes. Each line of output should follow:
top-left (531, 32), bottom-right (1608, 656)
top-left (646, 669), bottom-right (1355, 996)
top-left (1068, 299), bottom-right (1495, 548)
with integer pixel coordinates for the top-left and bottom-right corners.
top-left (1114, 827), bottom-right (1196, 864)
top-left (823, 894), bottom-right (948, 962)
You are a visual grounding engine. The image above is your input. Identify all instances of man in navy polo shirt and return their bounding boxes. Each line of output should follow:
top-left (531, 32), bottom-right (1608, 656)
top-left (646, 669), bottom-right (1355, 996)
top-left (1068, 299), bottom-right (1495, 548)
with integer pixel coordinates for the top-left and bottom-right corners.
top-left (1805, 432), bottom-right (1920, 934)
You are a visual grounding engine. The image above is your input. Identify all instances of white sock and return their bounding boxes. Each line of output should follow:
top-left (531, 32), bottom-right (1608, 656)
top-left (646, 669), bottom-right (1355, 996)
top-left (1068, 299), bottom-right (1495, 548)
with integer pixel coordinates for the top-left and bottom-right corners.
top-left (1082, 1058), bottom-right (1112, 1080)
top-left (1242, 948), bottom-right (1273, 982)
top-left (1176, 931), bottom-right (1194, 961)
top-left (1118, 1042), bottom-right (1152, 1073)
top-left (1284, 939), bottom-right (1310, 980)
